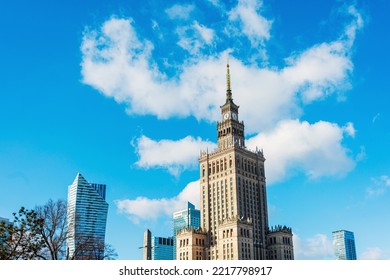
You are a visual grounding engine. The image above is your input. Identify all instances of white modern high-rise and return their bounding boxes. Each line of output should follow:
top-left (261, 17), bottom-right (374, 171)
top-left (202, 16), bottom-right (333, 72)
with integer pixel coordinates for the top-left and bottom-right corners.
top-left (332, 230), bottom-right (357, 260)
top-left (66, 173), bottom-right (109, 259)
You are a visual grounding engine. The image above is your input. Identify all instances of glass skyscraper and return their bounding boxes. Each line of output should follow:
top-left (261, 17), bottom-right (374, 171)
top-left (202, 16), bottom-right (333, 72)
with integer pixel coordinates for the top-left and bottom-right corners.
top-left (66, 173), bottom-right (109, 259)
top-left (151, 236), bottom-right (174, 260)
top-left (332, 230), bottom-right (357, 260)
top-left (142, 229), bottom-right (174, 260)
top-left (173, 202), bottom-right (200, 259)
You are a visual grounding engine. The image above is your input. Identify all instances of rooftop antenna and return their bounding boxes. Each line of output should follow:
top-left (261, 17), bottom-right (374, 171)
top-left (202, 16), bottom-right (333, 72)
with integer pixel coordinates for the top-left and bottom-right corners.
top-left (226, 57), bottom-right (232, 101)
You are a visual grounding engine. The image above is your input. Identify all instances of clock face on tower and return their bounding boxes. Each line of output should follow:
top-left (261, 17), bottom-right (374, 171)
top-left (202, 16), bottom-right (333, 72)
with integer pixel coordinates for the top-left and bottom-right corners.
top-left (232, 113), bottom-right (237, 120)
top-left (224, 113), bottom-right (230, 120)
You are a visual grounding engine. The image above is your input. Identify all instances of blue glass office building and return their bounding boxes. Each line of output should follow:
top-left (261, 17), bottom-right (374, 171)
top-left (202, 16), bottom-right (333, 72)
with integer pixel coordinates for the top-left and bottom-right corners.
top-left (151, 236), bottom-right (174, 260)
top-left (66, 173), bottom-right (109, 259)
top-left (143, 229), bottom-right (174, 260)
top-left (332, 230), bottom-right (357, 260)
top-left (173, 202), bottom-right (201, 259)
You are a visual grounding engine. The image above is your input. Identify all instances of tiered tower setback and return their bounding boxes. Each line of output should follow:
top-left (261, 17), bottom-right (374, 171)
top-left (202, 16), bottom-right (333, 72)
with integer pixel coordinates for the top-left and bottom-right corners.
top-left (198, 63), bottom-right (268, 259)
top-left (176, 63), bottom-right (293, 260)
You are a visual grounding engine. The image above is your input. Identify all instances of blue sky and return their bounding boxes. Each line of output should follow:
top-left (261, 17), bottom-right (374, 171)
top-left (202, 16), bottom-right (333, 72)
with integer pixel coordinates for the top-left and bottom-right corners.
top-left (0, 0), bottom-right (389, 260)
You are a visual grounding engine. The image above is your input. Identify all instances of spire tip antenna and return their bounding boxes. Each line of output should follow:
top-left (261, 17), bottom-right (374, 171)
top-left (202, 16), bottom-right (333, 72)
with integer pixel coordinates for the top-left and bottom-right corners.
top-left (227, 59), bottom-right (231, 92)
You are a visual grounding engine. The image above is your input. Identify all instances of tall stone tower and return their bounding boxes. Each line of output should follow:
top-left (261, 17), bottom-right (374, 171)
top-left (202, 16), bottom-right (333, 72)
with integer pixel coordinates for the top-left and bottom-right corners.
top-left (176, 63), bottom-right (294, 260)
top-left (198, 63), bottom-right (269, 260)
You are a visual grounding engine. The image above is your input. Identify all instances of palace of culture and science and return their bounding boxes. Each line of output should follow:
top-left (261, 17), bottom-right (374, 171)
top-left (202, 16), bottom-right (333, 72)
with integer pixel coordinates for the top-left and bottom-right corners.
top-left (176, 64), bottom-right (294, 260)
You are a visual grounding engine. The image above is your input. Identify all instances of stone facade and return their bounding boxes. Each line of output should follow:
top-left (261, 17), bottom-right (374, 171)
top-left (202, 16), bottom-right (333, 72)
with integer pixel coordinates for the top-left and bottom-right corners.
top-left (176, 228), bottom-right (207, 260)
top-left (176, 64), bottom-right (294, 260)
top-left (267, 226), bottom-right (294, 260)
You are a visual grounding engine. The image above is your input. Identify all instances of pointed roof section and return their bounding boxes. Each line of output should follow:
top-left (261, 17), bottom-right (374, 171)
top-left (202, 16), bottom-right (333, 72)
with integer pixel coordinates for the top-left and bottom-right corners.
top-left (221, 61), bottom-right (239, 110)
top-left (72, 172), bottom-right (89, 186)
top-left (226, 61), bottom-right (233, 102)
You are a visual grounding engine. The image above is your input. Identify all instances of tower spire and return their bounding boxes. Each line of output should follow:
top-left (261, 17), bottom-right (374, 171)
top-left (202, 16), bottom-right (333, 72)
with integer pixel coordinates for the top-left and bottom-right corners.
top-left (226, 60), bottom-right (232, 102)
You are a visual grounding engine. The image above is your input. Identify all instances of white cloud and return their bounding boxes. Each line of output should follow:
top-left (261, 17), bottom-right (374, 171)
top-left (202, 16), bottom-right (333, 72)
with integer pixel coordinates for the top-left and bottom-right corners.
top-left (81, 5), bottom-right (362, 133)
top-left (82, 20), bottom-right (221, 121)
top-left (293, 233), bottom-right (334, 260)
top-left (177, 21), bottom-right (215, 55)
top-left (366, 175), bottom-right (390, 197)
top-left (360, 247), bottom-right (388, 260)
top-left (247, 119), bottom-right (356, 183)
top-left (343, 122), bottom-right (356, 137)
top-left (372, 113), bottom-right (380, 123)
top-left (115, 180), bottom-right (200, 223)
top-left (228, 0), bottom-right (272, 46)
top-left (356, 145), bottom-right (366, 162)
top-left (193, 21), bottom-right (214, 44)
top-left (151, 20), bottom-right (159, 31)
top-left (133, 119), bottom-right (355, 183)
top-left (134, 135), bottom-right (216, 177)
top-left (283, 41), bottom-right (353, 103)
top-left (366, 187), bottom-right (385, 197)
top-left (165, 4), bottom-right (195, 20)
top-left (81, 5), bottom-right (363, 181)
top-left (343, 5), bottom-right (364, 48)
top-left (282, 4), bottom-right (364, 104)
top-left (207, 0), bottom-right (221, 8)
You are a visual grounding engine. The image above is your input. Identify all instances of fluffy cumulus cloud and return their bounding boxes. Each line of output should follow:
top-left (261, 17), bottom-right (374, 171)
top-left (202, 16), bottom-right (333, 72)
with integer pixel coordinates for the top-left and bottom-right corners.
top-left (283, 42), bottom-right (352, 103)
top-left (81, 5), bottom-right (362, 131)
top-left (115, 180), bottom-right (200, 223)
top-left (80, 3), bottom-right (363, 180)
top-left (135, 119), bottom-right (356, 182)
top-left (247, 120), bottom-right (356, 183)
top-left (228, 0), bottom-right (272, 47)
top-left (293, 233), bottom-right (334, 260)
top-left (134, 135), bottom-right (216, 177)
top-left (82, 22), bottom-right (223, 121)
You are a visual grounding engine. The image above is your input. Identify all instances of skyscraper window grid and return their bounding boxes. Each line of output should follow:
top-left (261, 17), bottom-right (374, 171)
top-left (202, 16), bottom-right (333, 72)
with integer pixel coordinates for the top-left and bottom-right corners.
top-left (66, 173), bottom-right (109, 259)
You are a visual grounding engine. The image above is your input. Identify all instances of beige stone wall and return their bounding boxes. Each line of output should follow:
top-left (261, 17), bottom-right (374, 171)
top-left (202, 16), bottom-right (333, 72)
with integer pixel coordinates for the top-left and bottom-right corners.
top-left (267, 230), bottom-right (294, 260)
top-left (199, 144), bottom-right (268, 260)
top-left (176, 229), bottom-right (207, 260)
top-left (194, 66), bottom-right (292, 260)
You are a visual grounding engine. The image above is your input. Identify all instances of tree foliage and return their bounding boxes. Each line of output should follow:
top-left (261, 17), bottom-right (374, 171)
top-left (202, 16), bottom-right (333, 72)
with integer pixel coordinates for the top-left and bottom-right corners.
top-left (0, 207), bottom-right (46, 260)
top-left (1, 200), bottom-right (117, 260)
